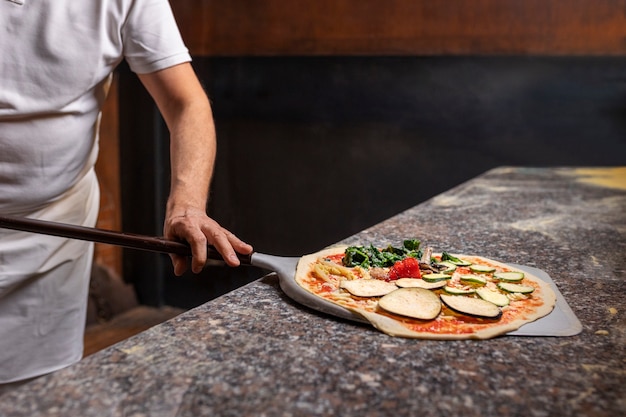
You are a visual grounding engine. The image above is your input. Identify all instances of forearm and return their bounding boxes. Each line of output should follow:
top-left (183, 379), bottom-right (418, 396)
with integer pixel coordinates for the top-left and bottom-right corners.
top-left (138, 63), bottom-right (215, 214)
top-left (165, 96), bottom-right (216, 217)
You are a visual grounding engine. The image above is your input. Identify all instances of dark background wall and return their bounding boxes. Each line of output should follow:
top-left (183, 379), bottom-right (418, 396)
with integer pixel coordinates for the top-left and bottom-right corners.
top-left (202, 56), bottom-right (626, 255)
top-left (119, 56), bottom-right (626, 308)
top-left (103, 0), bottom-right (626, 308)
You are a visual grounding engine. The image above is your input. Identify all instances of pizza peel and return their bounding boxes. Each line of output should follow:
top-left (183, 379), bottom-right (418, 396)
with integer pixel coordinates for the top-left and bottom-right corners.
top-left (0, 214), bottom-right (365, 323)
top-left (0, 214), bottom-right (580, 337)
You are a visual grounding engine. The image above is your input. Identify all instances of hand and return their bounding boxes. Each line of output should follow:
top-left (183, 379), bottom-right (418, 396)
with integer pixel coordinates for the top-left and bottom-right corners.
top-left (164, 207), bottom-right (253, 275)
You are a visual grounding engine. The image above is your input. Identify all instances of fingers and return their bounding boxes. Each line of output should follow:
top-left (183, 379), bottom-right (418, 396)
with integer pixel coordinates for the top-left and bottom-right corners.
top-left (188, 229), bottom-right (209, 273)
top-left (170, 253), bottom-right (189, 277)
top-left (165, 213), bottom-right (252, 275)
top-left (203, 227), bottom-right (253, 268)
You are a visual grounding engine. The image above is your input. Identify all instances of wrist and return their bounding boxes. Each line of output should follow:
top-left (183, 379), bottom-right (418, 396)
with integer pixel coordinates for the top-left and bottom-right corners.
top-left (165, 197), bottom-right (207, 218)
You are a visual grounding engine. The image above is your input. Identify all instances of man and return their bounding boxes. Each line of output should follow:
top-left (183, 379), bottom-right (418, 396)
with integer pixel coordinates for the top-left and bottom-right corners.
top-left (0, 0), bottom-right (252, 385)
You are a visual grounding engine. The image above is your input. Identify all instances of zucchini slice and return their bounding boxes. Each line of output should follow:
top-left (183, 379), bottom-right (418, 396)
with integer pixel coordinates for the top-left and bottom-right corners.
top-left (476, 288), bottom-right (510, 307)
top-left (469, 264), bottom-right (496, 274)
top-left (494, 271), bottom-right (525, 282)
top-left (497, 282), bottom-right (535, 294)
top-left (340, 279), bottom-right (398, 297)
top-left (459, 274), bottom-right (487, 286)
top-left (440, 294), bottom-right (502, 319)
top-left (443, 286), bottom-right (476, 295)
top-left (422, 273), bottom-right (451, 283)
top-left (395, 278), bottom-right (447, 290)
top-left (378, 288), bottom-right (441, 320)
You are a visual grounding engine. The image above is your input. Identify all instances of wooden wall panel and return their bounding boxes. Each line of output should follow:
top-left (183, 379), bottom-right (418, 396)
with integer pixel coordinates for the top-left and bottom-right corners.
top-left (172, 0), bottom-right (626, 56)
top-left (95, 76), bottom-right (122, 277)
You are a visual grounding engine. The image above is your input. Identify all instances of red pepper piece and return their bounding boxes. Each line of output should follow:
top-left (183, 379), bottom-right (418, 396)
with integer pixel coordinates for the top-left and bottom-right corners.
top-left (387, 257), bottom-right (421, 281)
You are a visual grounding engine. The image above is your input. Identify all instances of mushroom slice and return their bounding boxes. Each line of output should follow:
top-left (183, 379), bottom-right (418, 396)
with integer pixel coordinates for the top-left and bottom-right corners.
top-left (340, 279), bottom-right (397, 297)
top-left (395, 278), bottom-right (447, 290)
top-left (418, 262), bottom-right (436, 273)
top-left (420, 246), bottom-right (433, 263)
top-left (378, 288), bottom-right (441, 320)
top-left (440, 294), bottom-right (502, 319)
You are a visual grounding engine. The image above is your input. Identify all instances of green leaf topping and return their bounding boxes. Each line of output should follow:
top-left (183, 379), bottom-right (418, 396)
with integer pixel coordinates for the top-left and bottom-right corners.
top-left (343, 240), bottom-right (422, 268)
top-left (441, 252), bottom-right (463, 263)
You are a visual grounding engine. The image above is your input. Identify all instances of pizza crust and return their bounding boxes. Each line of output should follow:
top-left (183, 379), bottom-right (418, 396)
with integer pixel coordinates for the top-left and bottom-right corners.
top-left (295, 247), bottom-right (557, 340)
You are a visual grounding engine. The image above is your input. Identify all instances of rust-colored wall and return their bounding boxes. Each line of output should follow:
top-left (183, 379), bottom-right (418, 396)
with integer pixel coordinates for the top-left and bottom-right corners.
top-left (172, 0), bottom-right (626, 56)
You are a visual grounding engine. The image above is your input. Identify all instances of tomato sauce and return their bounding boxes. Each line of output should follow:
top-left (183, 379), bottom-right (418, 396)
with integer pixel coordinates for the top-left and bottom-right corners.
top-left (300, 252), bottom-right (546, 335)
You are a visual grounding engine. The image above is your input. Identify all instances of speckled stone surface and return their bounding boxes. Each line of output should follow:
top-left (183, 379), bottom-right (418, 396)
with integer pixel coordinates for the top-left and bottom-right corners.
top-left (1, 167), bottom-right (624, 417)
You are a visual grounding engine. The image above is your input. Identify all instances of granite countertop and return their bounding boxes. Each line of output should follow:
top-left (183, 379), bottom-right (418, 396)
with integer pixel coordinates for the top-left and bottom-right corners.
top-left (1, 167), bottom-right (624, 416)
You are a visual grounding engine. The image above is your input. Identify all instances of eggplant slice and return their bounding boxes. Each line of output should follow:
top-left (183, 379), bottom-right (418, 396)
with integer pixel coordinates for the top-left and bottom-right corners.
top-left (378, 288), bottom-right (441, 320)
top-left (440, 294), bottom-right (502, 319)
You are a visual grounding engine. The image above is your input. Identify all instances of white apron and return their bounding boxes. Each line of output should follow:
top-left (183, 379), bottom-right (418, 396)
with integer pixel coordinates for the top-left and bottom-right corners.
top-left (0, 0), bottom-right (189, 384)
top-left (0, 169), bottom-right (99, 383)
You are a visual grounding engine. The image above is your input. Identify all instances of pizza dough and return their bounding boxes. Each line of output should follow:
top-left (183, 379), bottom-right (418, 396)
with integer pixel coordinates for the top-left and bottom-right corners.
top-left (295, 245), bottom-right (557, 339)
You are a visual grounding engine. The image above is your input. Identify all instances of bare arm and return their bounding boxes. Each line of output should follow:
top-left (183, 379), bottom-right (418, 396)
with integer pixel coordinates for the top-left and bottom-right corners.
top-left (138, 63), bottom-right (252, 274)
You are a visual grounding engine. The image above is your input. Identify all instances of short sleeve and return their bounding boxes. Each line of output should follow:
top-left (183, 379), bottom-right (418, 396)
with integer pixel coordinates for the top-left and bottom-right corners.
top-left (121, 0), bottom-right (191, 74)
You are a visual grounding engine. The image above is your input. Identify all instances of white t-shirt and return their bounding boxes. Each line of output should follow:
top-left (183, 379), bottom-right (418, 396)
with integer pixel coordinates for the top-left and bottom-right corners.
top-left (0, 0), bottom-right (191, 214)
top-left (0, 0), bottom-right (191, 383)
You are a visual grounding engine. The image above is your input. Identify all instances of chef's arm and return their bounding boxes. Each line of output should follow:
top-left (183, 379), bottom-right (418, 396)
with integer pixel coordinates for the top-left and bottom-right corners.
top-left (137, 63), bottom-right (252, 274)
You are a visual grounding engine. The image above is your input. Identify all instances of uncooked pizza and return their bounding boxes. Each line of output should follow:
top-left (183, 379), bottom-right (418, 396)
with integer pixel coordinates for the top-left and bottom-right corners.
top-left (295, 240), bottom-right (556, 339)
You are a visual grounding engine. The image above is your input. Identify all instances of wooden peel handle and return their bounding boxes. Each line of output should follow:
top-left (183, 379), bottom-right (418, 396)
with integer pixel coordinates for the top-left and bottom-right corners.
top-left (0, 214), bottom-right (251, 264)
